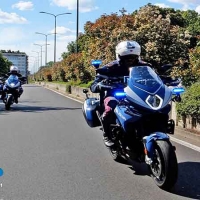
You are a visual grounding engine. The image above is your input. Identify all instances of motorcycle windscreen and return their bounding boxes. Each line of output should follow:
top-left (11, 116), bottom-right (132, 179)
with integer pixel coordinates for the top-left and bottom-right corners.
top-left (125, 66), bottom-right (170, 110)
top-left (7, 75), bottom-right (19, 85)
top-left (128, 66), bottom-right (163, 93)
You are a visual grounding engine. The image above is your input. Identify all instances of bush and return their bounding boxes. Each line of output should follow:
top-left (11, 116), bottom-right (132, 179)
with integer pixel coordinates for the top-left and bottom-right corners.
top-left (66, 84), bottom-right (71, 94)
top-left (78, 80), bottom-right (93, 88)
top-left (176, 82), bottom-right (200, 118)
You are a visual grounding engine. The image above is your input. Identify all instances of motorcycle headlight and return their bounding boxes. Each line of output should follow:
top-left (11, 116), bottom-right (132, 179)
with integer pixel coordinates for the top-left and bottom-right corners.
top-left (10, 83), bottom-right (15, 87)
top-left (146, 95), bottom-right (163, 110)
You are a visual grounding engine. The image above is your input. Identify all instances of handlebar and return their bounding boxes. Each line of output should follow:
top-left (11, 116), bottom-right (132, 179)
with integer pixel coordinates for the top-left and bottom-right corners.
top-left (97, 79), bottom-right (125, 90)
top-left (97, 82), bottom-right (115, 90)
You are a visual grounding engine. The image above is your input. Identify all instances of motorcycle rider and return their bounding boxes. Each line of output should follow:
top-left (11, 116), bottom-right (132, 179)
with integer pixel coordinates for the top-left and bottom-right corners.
top-left (1, 65), bottom-right (23, 103)
top-left (90, 40), bottom-right (152, 146)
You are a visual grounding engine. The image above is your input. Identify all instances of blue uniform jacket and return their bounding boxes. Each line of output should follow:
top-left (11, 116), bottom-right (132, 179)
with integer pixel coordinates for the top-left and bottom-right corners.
top-left (90, 59), bottom-right (150, 93)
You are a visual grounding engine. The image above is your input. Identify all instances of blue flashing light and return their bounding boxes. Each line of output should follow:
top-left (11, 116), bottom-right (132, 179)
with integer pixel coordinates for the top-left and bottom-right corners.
top-left (0, 168), bottom-right (3, 176)
top-left (91, 60), bottom-right (102, 67)
top-left (172, 87), bottom-right (185, 95)
top-left (114, 92), bottom-right (126, 97)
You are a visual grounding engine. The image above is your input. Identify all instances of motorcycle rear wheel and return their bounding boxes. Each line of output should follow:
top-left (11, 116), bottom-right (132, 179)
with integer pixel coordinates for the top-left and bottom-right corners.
top-left (149, 140), bottom-right (178, 191)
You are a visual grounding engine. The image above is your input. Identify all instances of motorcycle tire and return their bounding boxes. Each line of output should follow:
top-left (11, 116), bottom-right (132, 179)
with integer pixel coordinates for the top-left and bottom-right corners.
top-left (149, 140), bottom-right (178, 191)
top-left (5, 95), bottom-right (13, 110)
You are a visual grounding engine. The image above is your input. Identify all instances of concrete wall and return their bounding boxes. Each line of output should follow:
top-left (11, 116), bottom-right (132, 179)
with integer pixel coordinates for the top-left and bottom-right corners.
top-left (41, 82), bottom-right (99, 100)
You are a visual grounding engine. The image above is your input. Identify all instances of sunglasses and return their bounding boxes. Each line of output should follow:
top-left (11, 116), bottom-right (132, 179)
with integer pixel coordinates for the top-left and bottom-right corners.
top-left (123, 55), bottom-right (139, 60)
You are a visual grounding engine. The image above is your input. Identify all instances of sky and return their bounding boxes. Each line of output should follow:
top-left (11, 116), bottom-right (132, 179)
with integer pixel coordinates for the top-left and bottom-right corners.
top-left (0, 0), bottom-right (200, 73)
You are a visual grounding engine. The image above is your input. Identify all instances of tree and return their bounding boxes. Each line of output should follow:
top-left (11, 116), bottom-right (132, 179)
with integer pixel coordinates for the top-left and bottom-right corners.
top-left (0, 52), bottom-right (12, 75)
top-left (61, 41), bottom-right (76, 59)
top-left (41, 3), bottom-right (200, 85)
top-left (171, 45), bottom-right (200, 87)
top-left (181, 10), bottom-right (200, 35)
top-left (46, 61), bottom-right (54, 68)
top-left (176, 82), bottom-right (200, 120)
top-left (132, 4), bottom-right (189, 68)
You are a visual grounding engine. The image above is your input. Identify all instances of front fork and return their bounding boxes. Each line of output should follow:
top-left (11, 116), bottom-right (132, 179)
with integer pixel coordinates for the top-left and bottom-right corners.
top-left (4, 93), bottom-right (14, 103)
top-left (142, 132), bottom-right (170, 165)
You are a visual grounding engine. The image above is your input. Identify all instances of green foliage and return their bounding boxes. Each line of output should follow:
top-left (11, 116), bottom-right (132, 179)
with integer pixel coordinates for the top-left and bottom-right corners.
top-left (39, 3), bottom-right (199, 89)
top-left (46, 61), bottom-right (54, 67)
top-left (181, 10), bottom-right (200, 35)
top-left (62, 53), bottom-right (92, 83)
top-left (172, 45), bottom-right (200, 87)
top-left (133, 4), bottom-right (188, 67)
top-left (61, 41), bottom-right (77, 59)
top-left (78, 80), bottom-right (93, 88)
top-left (66, 84), bottom-right (71, 94)
top-left (0, 52), bottom-right (12, 75)
top-left (176, 82), bottom-right (200, 118)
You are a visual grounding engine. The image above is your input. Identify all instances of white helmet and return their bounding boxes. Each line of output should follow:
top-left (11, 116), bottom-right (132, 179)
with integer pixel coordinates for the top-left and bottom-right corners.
top-left (10, 65), bottom-right (19, 73)
top-left (115, 41), bottom-right (141, 60)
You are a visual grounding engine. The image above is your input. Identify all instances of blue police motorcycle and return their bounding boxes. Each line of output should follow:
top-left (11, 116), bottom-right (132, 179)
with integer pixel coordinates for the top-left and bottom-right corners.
top-left (0, 78), bottom-right (3, 97)
top-left (82, 60), bottom-right (185, 190)
top-left (3, 74), bottom-right (23, 110)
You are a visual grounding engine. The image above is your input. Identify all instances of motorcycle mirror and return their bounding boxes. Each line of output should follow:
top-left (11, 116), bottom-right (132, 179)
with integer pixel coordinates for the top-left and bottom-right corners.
top-left (159, 64), bottom-right (173, 74)
top-left (83, 89), bottom-right (88, 94)
top-left (91, 60), bottom-right (102, 69)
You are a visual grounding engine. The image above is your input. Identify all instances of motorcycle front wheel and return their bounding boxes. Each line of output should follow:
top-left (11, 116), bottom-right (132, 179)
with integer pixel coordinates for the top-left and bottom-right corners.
top-left (5, 95), bottom-right (13, 110)
top-left (149, 140), bottom-right (178, 191)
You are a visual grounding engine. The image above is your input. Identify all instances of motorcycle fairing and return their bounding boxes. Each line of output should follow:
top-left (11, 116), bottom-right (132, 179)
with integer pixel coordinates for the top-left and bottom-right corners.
top-left (83, 98), bottom-right (101, 127)
top-left (143, 132), bottom-right (169, 158)
top-left (5, 75), bottom-right (20, 88)
top-left (114, 105), bottom-right (142, 131)
top-left (124, 66), bottom-right (172, 111)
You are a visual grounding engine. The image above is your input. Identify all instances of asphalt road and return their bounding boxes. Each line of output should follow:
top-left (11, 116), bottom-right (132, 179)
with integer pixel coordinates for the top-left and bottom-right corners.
top-left (0, 84), bottom-right (199, 200)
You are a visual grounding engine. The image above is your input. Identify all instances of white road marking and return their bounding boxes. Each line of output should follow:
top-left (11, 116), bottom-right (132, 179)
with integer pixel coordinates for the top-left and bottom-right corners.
top-left (170, 136), bottom-right (200, 152)
top-left (46, 87), bottom-right (84, 103)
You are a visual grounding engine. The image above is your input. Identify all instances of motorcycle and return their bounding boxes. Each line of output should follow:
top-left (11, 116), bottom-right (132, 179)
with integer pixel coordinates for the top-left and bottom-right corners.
top-left (0, 77), bottom-right (4, 97)
top-left (2, 74), bottom-right (24, 110)
top-left (82, 60), bottom-right (185, 191)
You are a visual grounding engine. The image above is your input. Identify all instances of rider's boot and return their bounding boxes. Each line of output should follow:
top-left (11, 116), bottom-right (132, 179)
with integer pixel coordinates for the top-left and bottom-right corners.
top-left (14, 96), bottom-right (18, 104)
top-left (101, 116), bottom-right (114, 147)
top-left (103, 132), bottom-right (114, 147)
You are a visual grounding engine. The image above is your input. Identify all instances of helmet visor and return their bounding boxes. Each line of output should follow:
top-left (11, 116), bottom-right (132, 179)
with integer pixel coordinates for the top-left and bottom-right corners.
top-left (121, 54), bottom-right (139, 66)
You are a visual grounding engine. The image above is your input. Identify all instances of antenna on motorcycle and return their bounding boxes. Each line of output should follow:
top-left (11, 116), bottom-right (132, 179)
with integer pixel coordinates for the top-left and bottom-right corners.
top-left (91, 60), bottom-right (102, 69)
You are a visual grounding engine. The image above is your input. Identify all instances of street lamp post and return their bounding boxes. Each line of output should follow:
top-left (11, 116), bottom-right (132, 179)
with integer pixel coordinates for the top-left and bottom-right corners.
top-left (34, 43), bottom-right (47, 68)
top-left (76, 0), bottom-right (79, 53)
top-left (39, 11), bottom-right (71, 63)
top-left (35, 32), bottom-right (53, 66)
top-left (29, 56), bottom-right (37, 72)
top-left (31, 51), bottom-right (40, 71)
top-left (29, 56), bottom-right (38, 79)
top-left (33, 44), bottom-right (42, 68)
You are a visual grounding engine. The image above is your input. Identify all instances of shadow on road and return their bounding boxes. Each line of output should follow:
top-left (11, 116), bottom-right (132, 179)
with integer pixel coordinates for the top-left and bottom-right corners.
top-left (117, 159), bottom-right (200, 199)
top-left (128, 161), bottom-right (200, 199)
top-left (171, 161), bottom-right (200, 199)
top-left (0, 104), bottom-right (81, 113)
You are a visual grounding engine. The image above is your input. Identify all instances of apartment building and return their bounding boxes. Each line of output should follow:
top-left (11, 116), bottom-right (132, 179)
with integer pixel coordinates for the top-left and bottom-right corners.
top-left (2, 51), bottom-right (28, 77)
